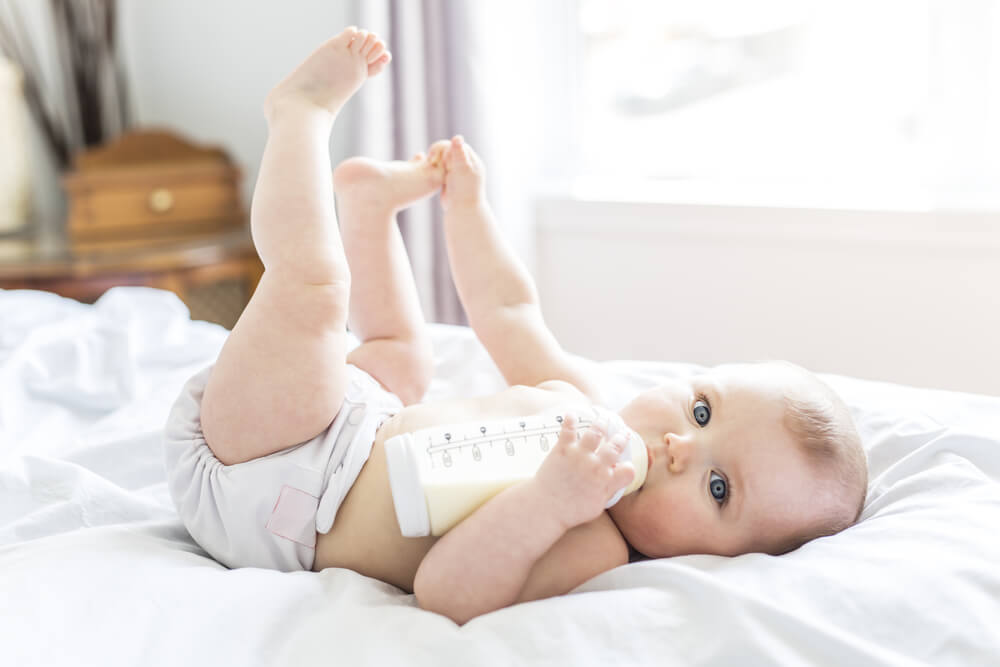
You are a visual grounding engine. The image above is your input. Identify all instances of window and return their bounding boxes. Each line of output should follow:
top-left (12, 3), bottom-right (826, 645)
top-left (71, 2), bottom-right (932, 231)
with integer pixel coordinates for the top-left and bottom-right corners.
top-left (570, 0), bottom-right (1000, 208)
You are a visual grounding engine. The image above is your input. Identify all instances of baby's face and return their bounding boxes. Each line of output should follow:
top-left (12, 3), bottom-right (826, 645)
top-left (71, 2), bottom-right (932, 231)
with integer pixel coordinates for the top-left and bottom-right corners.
top-left (609, 363), bottom-right (826, 558)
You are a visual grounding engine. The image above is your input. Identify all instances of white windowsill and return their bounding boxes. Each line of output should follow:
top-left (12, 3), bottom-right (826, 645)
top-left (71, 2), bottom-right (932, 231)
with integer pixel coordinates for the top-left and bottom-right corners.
top-left (565, 178), bottom-right (1000, 214)
top-left (533, 188), bottom-right (1000, 395)
top-left (537, 184), bottom-right (1000, 255)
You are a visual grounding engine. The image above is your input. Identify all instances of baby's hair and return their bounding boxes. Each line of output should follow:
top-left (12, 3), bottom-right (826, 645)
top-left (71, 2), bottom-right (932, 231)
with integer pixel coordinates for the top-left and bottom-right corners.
top-left (772, 362), bottom-right (868, 553)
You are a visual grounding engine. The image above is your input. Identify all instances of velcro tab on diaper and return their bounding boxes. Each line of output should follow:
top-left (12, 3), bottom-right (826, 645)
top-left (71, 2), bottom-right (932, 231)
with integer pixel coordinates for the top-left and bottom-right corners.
top-left (267, 485), bottom-right (319, 549)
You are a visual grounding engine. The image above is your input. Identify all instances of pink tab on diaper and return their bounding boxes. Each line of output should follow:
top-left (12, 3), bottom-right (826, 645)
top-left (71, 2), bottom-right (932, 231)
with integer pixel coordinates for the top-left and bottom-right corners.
top-left (266, 486), bottom-right (319, 549)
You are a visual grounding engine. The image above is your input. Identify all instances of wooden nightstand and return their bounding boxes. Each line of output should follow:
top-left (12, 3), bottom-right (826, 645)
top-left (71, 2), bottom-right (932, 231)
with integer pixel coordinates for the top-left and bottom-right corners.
top-left (0, 229), bottom-right (263, 329)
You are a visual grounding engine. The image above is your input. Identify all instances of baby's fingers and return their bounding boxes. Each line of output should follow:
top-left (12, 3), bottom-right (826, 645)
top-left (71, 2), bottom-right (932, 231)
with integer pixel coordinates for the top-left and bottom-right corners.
top-left (556, 413), bottom-right (579, 448)
top-left (578, 424), bottom-right (605, 453)
top-left (596, 431), bottom-right (626, 465)
top-left (611, 462), bottom-right (636, 494)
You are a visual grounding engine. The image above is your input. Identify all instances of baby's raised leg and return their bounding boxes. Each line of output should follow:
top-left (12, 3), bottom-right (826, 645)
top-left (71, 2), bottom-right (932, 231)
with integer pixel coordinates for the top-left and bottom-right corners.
top-left (439, 138), bottom-right (601, 398)
top-left (332, 148), bottom-right (445, 405)
top-left (200, 28), bottom-right (391, 466)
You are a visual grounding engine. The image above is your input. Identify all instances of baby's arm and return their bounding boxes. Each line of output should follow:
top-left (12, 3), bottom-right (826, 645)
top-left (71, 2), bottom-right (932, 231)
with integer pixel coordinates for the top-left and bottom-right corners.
top-left (413, 414), bottom-right (634, 624)
top-left (436, 138), bottom-right (607, 402)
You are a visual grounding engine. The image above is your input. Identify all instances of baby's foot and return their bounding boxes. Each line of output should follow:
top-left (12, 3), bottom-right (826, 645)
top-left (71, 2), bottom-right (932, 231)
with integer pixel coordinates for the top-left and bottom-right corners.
top-left (426, 139), bottom-right (452, 168)
top-left (333, 152), bottom-right (444, 217)
top-left (265, 27), bottom-right (391, 120)
top-left (441, 136), bottom-right (487, 211)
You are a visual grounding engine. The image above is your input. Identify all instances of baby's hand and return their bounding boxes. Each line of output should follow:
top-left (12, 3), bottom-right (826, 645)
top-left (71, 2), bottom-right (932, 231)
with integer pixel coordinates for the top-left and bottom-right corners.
top-left (430, 135), bottom-right (486, 211)
top-left (533, 413), bottom-right (636, 531)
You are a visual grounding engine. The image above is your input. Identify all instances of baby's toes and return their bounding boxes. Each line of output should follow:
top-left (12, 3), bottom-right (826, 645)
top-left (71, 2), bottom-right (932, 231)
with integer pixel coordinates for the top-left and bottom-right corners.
top-left (351, 30), bottom-right (371, 55)
top-left (358, 33), bottom-right (378, 58)
top-left (337, 26), bottom-right (360, 48)
top-left (463, 143), bottom-right (484, 170)
top-left (428, 139), bottom-right (450, 166)
top-left (445, 137), bottom-right (472, 169)
top-left (367, 39), bottom-right (386, 64)
top-left (367, 53), bottom-right (391, 77)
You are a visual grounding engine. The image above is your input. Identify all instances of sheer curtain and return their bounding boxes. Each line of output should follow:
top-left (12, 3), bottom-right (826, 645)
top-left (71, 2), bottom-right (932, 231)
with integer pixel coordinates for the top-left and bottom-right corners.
top-left (925, 0), bottom-right (999, 205)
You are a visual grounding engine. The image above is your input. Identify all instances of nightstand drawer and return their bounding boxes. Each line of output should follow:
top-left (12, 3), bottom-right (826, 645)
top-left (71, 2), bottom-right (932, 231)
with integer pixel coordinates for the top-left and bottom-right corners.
top-left (71, 180), bottom-right (240, 238)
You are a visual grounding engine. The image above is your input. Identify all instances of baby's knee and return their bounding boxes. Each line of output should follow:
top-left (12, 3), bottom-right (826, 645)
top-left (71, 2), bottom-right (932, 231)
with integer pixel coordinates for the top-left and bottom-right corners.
top-left (348, 336), bottom-right (434, 405)
top-left (392, 337), bottom-right (434, 405)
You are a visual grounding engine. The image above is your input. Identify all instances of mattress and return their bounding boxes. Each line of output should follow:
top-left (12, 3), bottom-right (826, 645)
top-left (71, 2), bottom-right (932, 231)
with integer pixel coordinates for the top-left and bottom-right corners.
top-left (1, 287), bottom-right (998, 666)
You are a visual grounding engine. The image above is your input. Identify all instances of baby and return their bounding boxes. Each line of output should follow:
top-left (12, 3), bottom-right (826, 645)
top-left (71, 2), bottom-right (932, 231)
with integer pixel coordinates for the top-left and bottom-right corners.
top-left (164, 28), bottom-right (867, 625)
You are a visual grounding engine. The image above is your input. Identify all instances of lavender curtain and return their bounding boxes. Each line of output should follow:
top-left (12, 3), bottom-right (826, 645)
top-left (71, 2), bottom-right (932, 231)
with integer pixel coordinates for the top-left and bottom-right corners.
top-left (353, 0), bottom-right (478, 325)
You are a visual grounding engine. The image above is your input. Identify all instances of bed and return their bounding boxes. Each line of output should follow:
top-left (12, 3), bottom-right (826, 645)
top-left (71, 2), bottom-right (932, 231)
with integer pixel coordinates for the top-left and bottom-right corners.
top-left (2, 286), bottom-right (998, 666)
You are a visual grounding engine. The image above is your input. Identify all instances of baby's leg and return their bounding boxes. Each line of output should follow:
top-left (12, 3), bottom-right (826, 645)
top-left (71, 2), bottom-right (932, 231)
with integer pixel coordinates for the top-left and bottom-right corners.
top-left (200, 28), bottom-right (391, 466)
top-left (331, 147), bottom-right (446, 404)
top-left (439, 138), bottom-right (600, 397)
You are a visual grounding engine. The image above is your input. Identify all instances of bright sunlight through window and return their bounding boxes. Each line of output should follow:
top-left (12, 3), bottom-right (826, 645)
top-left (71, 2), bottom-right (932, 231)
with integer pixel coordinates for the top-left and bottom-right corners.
top-left (572, 0), bottom-right (1000, 209)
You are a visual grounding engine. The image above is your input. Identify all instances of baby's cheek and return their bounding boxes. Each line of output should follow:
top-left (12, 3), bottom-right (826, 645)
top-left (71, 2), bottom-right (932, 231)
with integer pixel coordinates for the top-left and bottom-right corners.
top-left (662, 492), bottom-right (721, 552)
top-left (645, 489), bottom-right (688, 542)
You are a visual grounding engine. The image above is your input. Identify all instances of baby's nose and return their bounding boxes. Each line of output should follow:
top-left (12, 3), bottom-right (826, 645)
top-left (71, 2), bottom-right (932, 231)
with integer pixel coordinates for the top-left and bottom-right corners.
top-left (665, 433), bottom-right (695, 473)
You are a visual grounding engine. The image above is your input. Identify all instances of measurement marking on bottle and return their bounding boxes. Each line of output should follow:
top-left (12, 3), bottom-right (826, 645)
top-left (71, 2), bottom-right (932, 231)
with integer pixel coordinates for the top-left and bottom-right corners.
top-left (424, 416), bottom-right (597, 456)
top-left (422, 412), bottom-right (604, 469)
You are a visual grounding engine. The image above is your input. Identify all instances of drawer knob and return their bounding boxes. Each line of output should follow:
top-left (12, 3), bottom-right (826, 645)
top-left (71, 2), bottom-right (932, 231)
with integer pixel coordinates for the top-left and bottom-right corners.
top-left (149, 188), bottom-right (175, 213)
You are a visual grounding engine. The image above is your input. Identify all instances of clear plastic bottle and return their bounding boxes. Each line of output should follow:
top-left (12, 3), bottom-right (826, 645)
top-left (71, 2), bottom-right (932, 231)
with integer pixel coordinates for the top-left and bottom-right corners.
top-left (385, 406), bottom-right (647, 537)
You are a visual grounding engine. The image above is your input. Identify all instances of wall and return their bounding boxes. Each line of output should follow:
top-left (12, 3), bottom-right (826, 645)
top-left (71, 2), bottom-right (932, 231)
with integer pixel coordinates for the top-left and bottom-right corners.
top-left (119, 1), bottom-right (358, 210)
top-left (16, 2), bottom-right (367, 237)
top-left (536, 198), bottom-right (1000, 395)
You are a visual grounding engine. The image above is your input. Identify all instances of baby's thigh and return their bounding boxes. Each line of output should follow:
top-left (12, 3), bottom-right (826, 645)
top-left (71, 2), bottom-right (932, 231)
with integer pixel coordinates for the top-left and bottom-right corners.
top-left (201, 273), bottom-right (353, 465)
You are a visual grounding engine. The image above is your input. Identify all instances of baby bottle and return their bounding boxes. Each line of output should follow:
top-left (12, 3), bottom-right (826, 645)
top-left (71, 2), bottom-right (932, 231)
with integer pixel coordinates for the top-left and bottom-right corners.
top-left (384, 406), bottom-right (648, 537)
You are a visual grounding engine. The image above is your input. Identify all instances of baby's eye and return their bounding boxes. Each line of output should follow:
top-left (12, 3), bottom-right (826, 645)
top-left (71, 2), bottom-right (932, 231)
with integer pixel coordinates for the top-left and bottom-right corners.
top-left (709, 472), bottom-right (728, 505)
top-left (693, 398), bottom-right (711, 426)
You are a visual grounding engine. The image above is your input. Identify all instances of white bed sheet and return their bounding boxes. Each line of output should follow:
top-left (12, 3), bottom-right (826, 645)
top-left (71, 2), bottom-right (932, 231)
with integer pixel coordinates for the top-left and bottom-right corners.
top-left (1, 287), bottom-right (998, 666)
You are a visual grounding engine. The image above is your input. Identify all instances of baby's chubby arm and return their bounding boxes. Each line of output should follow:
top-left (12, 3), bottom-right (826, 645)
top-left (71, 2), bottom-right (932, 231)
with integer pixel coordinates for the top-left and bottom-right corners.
top-left (413, 414), bottom-right (635, 624)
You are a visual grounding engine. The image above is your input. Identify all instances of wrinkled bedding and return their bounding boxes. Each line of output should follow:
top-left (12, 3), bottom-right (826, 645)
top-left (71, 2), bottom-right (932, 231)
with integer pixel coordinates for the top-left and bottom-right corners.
top-left (1, 287), bottom-right (998, 666)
